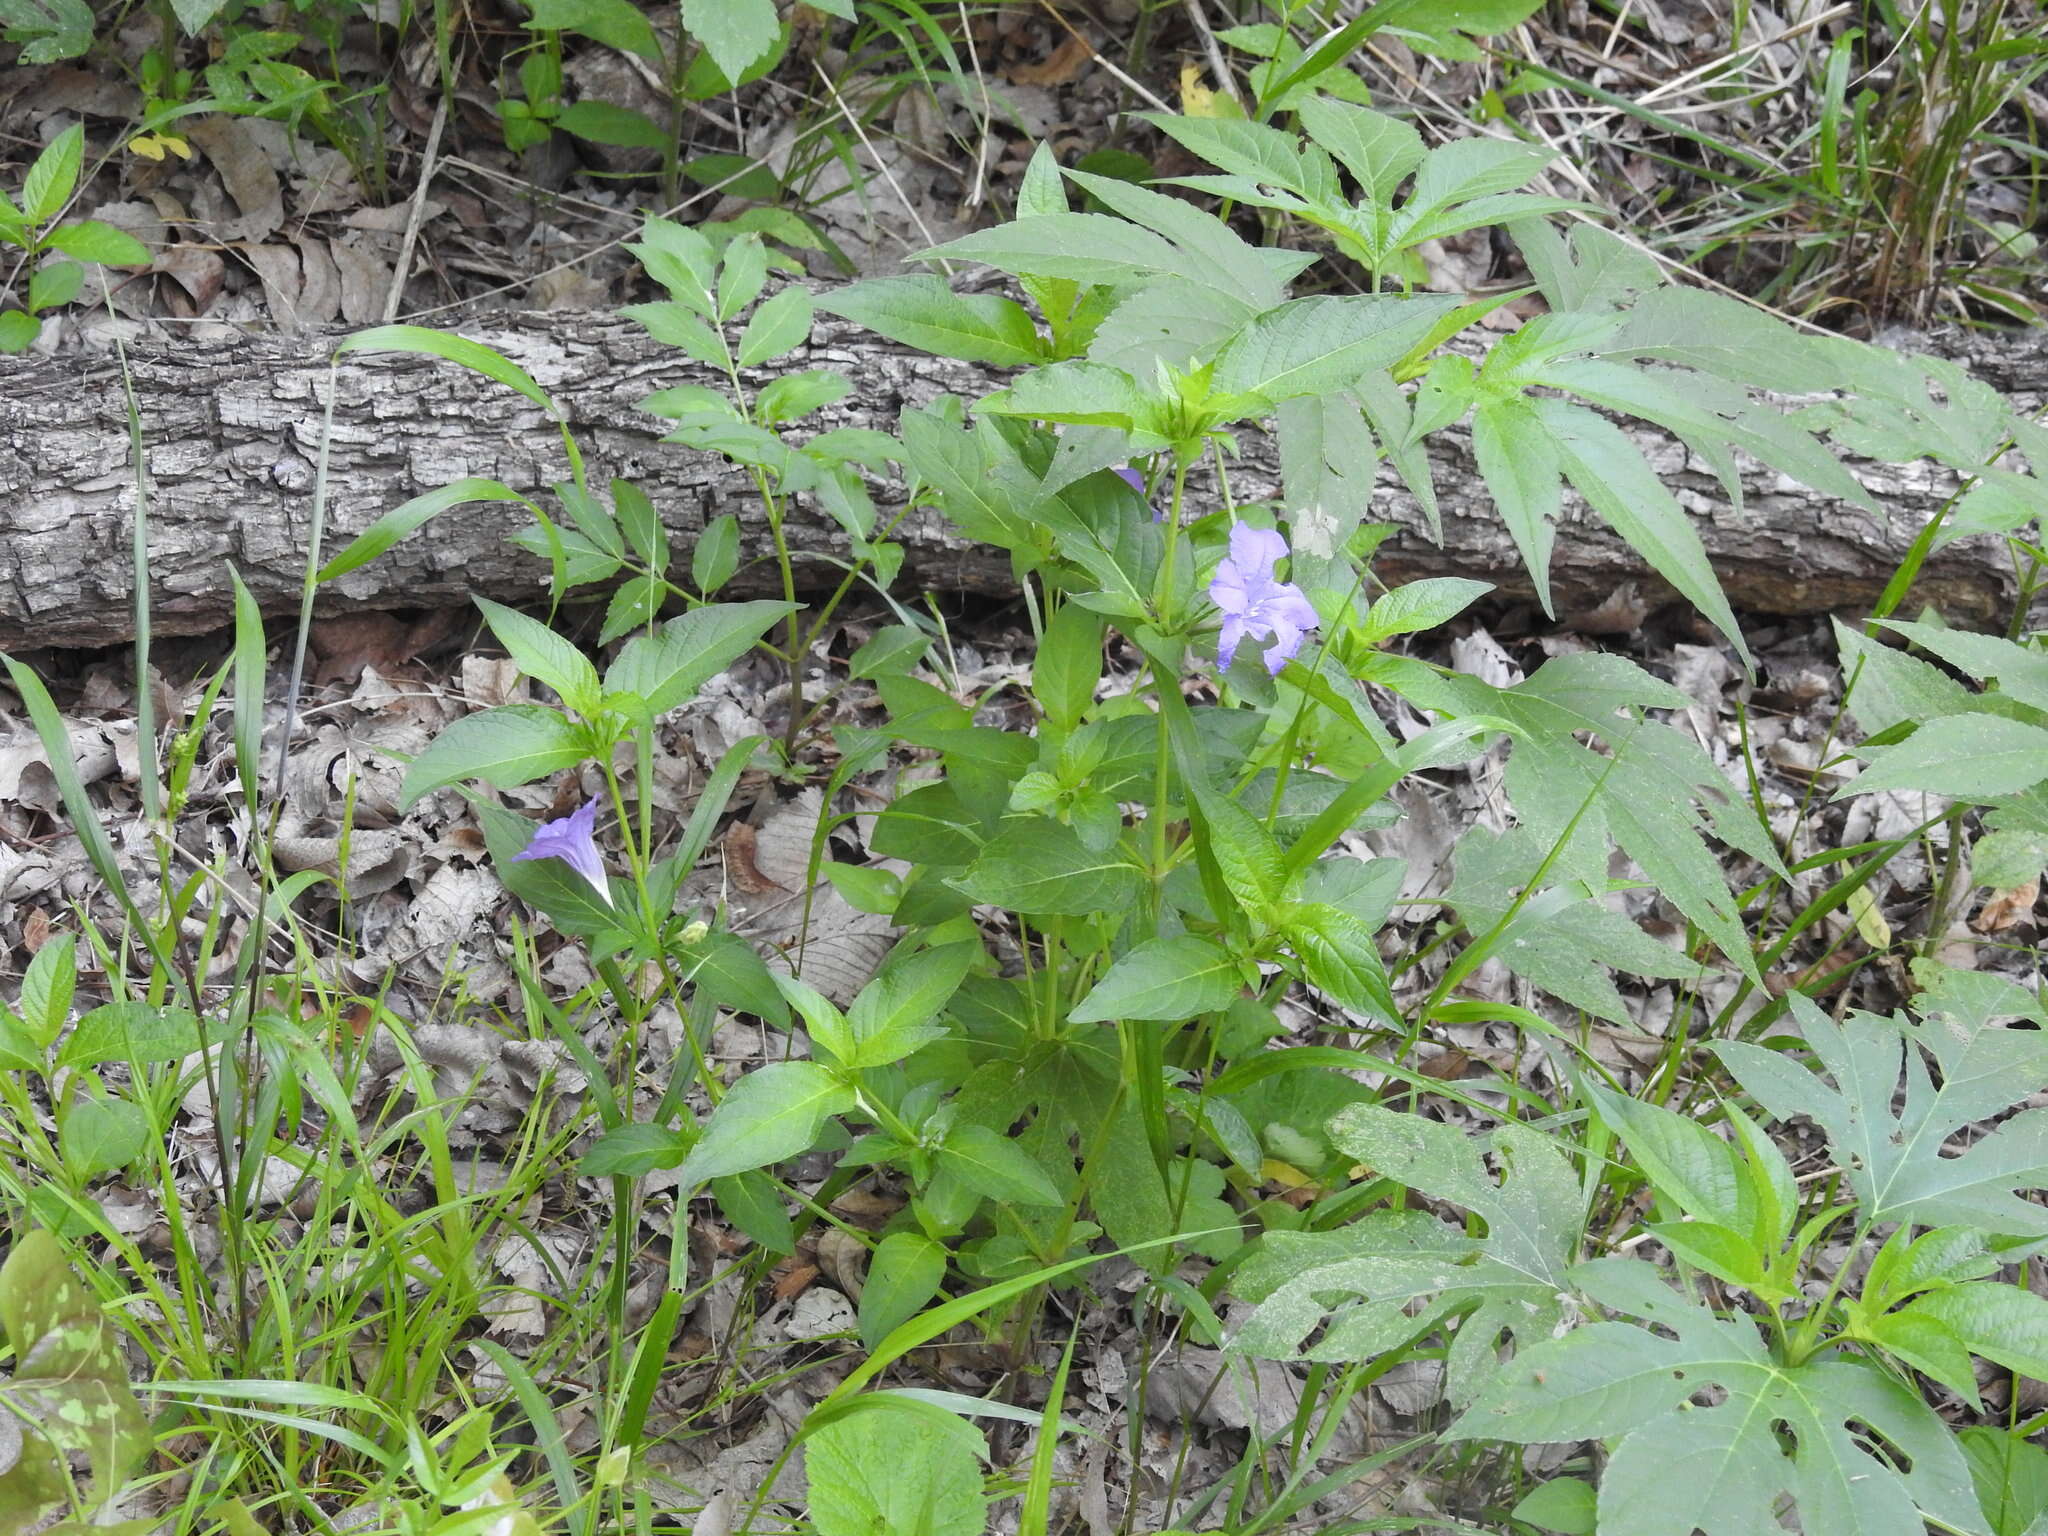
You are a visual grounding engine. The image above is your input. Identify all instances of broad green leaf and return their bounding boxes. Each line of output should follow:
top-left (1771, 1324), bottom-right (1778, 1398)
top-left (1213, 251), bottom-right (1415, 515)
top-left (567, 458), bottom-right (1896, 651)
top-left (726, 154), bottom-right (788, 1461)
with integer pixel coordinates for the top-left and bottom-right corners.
top-left (60, 1098), bottom-right (150, 1180)
top-left (676, 1062), bottom-right (853, 1185)
top-left (1360, 577), bottom-right (1491, 641)
top-left (523, 0), bottom-right (660, 54)
top-left (1844, 714), bottom-right (2048, 800)
top-left (581, 1122), bottom-right (691, 1176)
top-left (955, 822), bottom-right (1142, 916)
top-left (603, 599), bottom-right (794, 719)
top-left (1069, 936), bottom-right (1245, 1023)
top-left (1603, 285), bottom-right (1845, 395)
top-left (57, 1001), bottom-right (212, 1069)
top-left (399, 704), bottom-right (588, 807)
top-left (681, 0), bottom-right (780, 82)
top-left (1296, 98), bottom-right (1423, 210)
top-left (1512, 1478), bottom-right (1598, 1536)
top-left (554, 100), bottom-right (667, 148)
top-left (860, 1232), bottom-right (948, 1350)
top-left (806, 1397), bottom-right (987, 1536)
top-left (841, 943), bottom-right (974, 1069)
top-left (1833, 616), bottom-right (1976, 737)
top-left (16, 933), bottom-right (74, 1050)
top-left (1877, 621), bottom-right (2048, 715)
top-left (0, 309), bottom-right (41, 352)
top-left (940, 1124), bottom-right (1063, 1206)
top-left (1900, 1281), bottom-right (2048, 1389)
top-left (692, 513), bottom-right (740, 592)
top-left (1448, 1256), bottom-right (1986, 1536)
top-left (26, 258), bottom-right (81, 313)
top-left (712, 1168), bottom-right (795, 1255)
top-left (1212, 293), bottom-right (1460, 403)
top-left (1283, 902), bottom-right (1398, 1023)
top-left (1958, 1426), bottom-right (2048, 1536)
top-left (320, 478), bottom-right (528, 582)
top-left (1230, 1110), bottom-right (1577, 1408)
top-left (1717, 971), bottom-right (2048, 1235)
top-left (22, 123), bottom-right (81, 224)
top-left (0, 0), bottom-right (93, 62)
top-left (1194, 787), bottom-right (1284, 911)
top-left (737, 284), bottom-right (813, 366)
top-left (819, 275), bottom-right (1043, 366)
top-left (1445, 826), bottom-right (1707, 1026)
top-left (0, 1230), bottom-right (152, 1514)
top-left (1061, 169), bottom-right (1300, 305)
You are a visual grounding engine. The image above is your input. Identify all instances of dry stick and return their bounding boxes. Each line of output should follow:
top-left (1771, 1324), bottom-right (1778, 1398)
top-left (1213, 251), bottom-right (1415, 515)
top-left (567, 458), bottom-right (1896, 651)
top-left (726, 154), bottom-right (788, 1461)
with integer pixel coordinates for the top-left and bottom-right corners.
top-left (953, 1), bottom-right (998, 210)
top-left (1180, 0), bottom-right (1246, 110)
top-left (808, 59), bottom-right (944, 257)
top-left (1033, 0), bottom-right (1175, 114)
top-left (383, 94), bottom-right (449, 324)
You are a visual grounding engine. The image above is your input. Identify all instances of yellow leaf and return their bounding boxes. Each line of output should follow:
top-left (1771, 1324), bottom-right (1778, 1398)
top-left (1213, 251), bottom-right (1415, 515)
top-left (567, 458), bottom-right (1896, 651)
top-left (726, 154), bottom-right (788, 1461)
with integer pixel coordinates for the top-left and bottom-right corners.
top-left (1179, 63), bottom-right (1241, 119)
top-left (1846, 879), bottom-right (1891, 949)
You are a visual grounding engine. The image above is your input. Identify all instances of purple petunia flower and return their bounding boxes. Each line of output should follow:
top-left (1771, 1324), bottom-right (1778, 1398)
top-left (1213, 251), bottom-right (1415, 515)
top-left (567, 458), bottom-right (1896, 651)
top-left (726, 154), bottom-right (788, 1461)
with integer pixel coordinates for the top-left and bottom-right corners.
top-left (1209, 522), bottom-right (1319, 675)
top-left (1113, 466), bottom-right (1146, 495)
top-left (511, 799), bottom-right (613, 905)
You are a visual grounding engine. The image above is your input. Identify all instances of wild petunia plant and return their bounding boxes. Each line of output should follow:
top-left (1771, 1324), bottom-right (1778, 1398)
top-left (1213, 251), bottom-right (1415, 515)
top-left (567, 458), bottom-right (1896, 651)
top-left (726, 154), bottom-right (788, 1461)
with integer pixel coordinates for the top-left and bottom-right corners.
top-left (240, 90), bottom-right (2048, 1536)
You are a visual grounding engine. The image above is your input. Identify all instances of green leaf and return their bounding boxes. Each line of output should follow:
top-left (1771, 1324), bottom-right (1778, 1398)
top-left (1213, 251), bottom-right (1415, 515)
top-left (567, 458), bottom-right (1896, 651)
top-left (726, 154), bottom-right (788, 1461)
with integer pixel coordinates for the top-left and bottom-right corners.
top-left (1212, 294), bottom-right (1461, 403)
top-left (1360, 577), bottom-right (1491, 642)
top-left (1512, 1478), bottom-right (1598, 1536)
top-left (840, 943), bottom-right (973, 1070)
top-left (1069, 936), bottom-right (1245, 1023)
top-left (58, 1001), bottom-right (212, 1069)
top-left (1229, 1109), bottom-right (1578, 1408)
top-left (1533, 398), bottom-right (1749, 664)
top-left (940, 1124), bottom-right (1063, 1206)
top-left (1833, 616), bottom-right (1976, 737)
top-left (0, 0), bottom-right (93, 62)
top-left (22, 124), bottom-right (81, 224)
top-left (1958, 1426), bottom-right (2048, 1536)
top-left (818, 275), bottom-right (1044, 366)
top-left (522, 0), bottom-right (660, 53)
top-left (955, 822), bottom-right (1143, 916)
top-left (1284, 902), bottom-right (1399, 1023)
top-left (1718, 970), bottom-right (2048, 1235)
top-left (712, 1169), bottom-right (794, 1254)
top-left (15, 934), bottom-right (74, 1051)
top-left (757, 367), bottom-right (848, 426)
top-left (60, 1098), bottom-right (150, 1181)
top-left (1471, 398), bottom-right (1562, 610)
top-left (0, 310), bottom-right (41, 352)
top-left (320, 478), bottom-right (528, 582)
top-left (603, 599), bottom-right (794, 719)
top-left (860, 1233), bottom-right (948, 1351)
top-left (336, 326), bottom-right (559, 415)
top-left (1448, 1257), bottom-right (1985, 1536)
top-left (1844, 714), bottom-right (2048, 800)
top-left (1905, 1281), bottom-right (2048, 1388)
top-left (849, 624), bottom-right (930, 681)
top-left (805, 1397), bottom-right (987, 1536)
top-left (676, 1062), bottom-right (852, 1184)
top-left (555, 100), bottom-right (667, 148)
top-left (685, 930), bottom-right (789, 1024)
top-left (580, 1122), bottom-right (692, 1176)
top-left (691, 513), bottom-right (740, 592)
top-left (1877, 620), bottom-right (2048, 715)
top-left (399, 704), bottom-right (588, 807)
top-left (737, 284), bottom-right (813, 366)
top-left (918, 212), bottom-right (1226, 289)
top-left (681, 0), bottom-right (781, 83)
top-left (26, 259), bottom-right (81, 313)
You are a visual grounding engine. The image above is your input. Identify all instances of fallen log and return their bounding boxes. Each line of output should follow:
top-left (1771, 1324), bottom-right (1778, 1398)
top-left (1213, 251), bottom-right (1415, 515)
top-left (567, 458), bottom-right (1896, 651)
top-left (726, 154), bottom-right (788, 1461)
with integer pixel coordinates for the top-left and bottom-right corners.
top-left (0, 312), bottom-right (2038, 651)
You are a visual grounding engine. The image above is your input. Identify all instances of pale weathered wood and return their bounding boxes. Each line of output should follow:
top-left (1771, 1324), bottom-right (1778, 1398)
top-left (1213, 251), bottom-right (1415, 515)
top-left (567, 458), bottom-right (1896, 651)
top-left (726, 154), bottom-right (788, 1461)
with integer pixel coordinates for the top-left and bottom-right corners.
top-left (0, 312), bottom-right (2037, 650)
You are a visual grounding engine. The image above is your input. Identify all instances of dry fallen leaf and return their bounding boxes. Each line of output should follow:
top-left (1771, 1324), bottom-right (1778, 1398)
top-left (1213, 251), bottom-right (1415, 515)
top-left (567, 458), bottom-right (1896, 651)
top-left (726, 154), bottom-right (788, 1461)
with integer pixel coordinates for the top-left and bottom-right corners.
top-left (187, 117), bottom-right (285, 243)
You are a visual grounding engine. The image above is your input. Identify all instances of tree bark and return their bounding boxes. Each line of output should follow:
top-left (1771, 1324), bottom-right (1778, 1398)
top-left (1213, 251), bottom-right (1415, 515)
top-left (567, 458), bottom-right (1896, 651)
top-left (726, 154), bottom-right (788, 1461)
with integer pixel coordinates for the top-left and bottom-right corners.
top-left (0, 313), bottom-right (2038, 651)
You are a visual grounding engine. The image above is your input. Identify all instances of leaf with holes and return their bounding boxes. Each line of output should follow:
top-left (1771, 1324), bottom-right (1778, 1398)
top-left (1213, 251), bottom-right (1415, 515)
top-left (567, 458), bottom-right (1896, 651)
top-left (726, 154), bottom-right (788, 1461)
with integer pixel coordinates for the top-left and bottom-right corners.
top-left (1227, 1106), bottom-right (1578, 1408)
top-left (1449, 1257), bottom-right (1987, 1536)
top-left (1716, 968), bottom-right (2048, 1236)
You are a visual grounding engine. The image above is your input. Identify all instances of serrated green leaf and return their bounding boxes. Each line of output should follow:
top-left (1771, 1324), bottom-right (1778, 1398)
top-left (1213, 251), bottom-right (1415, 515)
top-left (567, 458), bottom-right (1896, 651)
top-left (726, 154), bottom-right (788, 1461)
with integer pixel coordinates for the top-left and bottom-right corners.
top-left (819, 275), bottom-right (1042, 366)
top-left (941, 1124), bottom-right (1063, 1206)
top-left (1844, 713), bottom-right (2048, 800)
top-left (22, 124), bottom-right (81, 225)
top-left (1212, 293), bottom-right (1461, 403)
top-left (681, 0), bottom-right (780, 82)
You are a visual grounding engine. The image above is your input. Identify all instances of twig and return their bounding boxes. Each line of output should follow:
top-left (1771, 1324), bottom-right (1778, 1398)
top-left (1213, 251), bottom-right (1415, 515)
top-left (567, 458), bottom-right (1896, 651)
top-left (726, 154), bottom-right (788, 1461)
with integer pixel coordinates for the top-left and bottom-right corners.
top-left (383, 94), bottom-right (448, 324)
top-left (1180, 0), bottom-right (1246, 111)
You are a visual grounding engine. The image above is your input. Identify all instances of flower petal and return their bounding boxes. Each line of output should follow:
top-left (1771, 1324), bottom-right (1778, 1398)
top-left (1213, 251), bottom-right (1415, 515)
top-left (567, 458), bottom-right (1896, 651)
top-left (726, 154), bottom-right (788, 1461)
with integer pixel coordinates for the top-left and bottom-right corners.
top-left (1227, 522), bottom-right (1288, 578)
